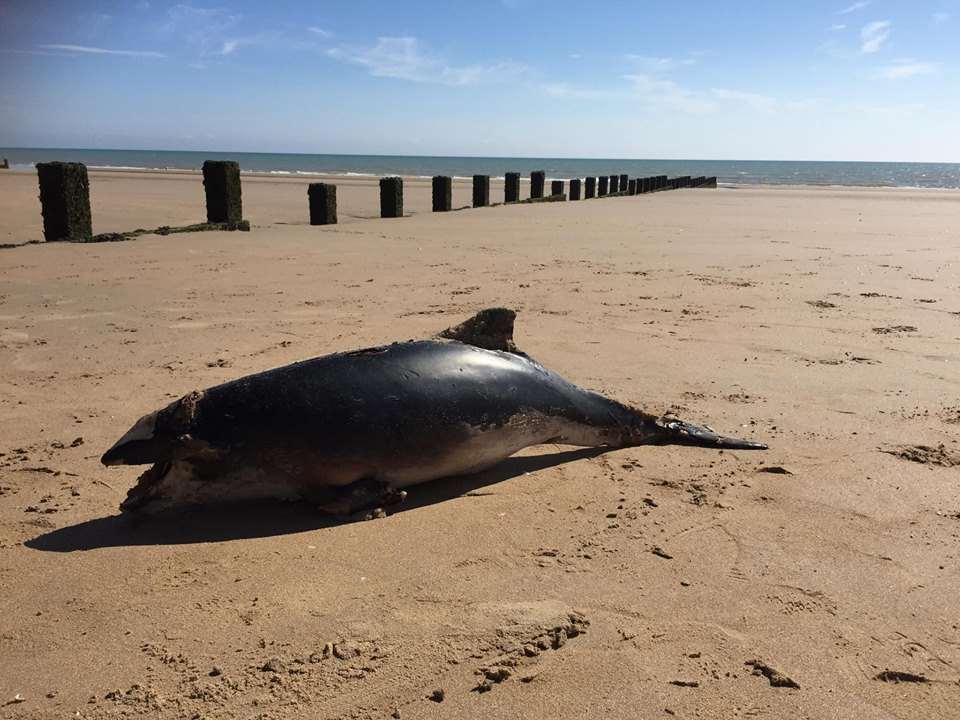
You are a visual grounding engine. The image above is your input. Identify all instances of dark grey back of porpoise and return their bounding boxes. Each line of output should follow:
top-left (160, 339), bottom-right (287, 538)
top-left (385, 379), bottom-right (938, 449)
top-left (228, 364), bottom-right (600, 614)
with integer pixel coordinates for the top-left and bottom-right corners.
top-left (184, 340), bottom-right (640, 458)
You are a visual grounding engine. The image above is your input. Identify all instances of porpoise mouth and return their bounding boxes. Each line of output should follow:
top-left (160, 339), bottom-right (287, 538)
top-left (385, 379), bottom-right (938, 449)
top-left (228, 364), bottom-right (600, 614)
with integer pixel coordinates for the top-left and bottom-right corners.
top-left (120, 461), bottom-right (171, 512)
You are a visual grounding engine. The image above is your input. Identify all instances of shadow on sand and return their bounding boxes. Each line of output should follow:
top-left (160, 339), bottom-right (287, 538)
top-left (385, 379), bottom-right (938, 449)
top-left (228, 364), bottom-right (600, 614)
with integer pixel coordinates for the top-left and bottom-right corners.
top-left (26, 448), bottom-right (608, 552)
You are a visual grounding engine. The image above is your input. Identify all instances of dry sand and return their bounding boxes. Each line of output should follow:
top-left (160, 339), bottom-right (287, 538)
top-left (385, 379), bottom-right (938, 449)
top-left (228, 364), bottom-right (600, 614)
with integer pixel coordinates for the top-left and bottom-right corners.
top-left (1, 169), bottom-right (959, 719)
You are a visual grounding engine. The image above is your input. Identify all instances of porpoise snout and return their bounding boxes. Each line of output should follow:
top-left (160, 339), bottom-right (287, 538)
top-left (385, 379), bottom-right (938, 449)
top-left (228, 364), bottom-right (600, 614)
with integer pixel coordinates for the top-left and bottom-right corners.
top-left (101, 410), bottom-right (169, 466)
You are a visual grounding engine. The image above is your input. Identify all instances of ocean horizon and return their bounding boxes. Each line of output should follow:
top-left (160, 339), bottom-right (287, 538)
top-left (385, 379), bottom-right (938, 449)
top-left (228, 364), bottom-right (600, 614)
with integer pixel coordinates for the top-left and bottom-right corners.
top-left (2, 148), bottom-right (959, 189)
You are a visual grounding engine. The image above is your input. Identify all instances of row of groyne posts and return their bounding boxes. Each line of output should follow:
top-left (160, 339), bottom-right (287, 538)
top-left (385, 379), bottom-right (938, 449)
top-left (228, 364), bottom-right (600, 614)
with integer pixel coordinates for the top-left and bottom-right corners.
top-left (31, 160), bottom-right (717, 241)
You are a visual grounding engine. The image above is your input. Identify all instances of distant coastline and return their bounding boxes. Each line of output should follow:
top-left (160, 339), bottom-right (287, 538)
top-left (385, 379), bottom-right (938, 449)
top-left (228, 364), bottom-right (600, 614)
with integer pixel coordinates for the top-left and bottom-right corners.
top-left (2, 148), bottom-right (959, 189)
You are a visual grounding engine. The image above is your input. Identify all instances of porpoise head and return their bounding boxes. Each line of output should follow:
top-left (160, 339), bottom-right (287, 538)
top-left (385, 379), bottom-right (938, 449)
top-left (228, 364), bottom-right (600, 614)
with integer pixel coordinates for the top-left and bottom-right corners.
top-left (101, 390), bottom-right (204, 468)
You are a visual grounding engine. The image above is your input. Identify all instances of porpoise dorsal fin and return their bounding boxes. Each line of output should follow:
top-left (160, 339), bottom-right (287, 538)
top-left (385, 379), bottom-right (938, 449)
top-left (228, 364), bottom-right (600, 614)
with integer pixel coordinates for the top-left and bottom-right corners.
top-left (436, 307), bottom-right (521, 353)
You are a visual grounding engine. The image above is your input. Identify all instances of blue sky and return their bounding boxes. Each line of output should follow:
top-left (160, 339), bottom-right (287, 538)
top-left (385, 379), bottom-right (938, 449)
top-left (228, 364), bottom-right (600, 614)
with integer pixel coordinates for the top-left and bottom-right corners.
top-left (1, 1), bottom-right (958, 161)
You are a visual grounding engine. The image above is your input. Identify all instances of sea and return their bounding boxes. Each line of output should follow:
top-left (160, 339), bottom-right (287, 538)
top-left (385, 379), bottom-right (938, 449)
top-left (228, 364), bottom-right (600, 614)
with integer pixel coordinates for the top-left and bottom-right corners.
top-left (2, 148), bottom-right (959, 189)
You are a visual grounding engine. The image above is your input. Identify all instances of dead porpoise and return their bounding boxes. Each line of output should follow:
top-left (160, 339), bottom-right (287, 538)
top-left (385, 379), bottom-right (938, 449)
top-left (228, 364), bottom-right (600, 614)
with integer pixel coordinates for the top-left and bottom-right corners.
top-left (102, 308), bottom-right (766, 514)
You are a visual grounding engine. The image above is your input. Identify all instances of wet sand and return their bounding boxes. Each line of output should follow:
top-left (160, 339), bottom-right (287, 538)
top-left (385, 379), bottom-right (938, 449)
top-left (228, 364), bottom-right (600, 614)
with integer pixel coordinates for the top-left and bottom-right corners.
top-left (1, 169), bottom-right (959, 719)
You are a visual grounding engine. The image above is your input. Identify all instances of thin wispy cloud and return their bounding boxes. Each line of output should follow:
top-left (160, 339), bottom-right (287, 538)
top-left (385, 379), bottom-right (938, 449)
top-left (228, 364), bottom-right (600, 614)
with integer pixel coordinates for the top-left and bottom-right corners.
top-left (37, 43), bottom-right (165, 58)
top-left (860, 20), bottom-right (891, 53)
top-left (828, 23), bottom-right (846, 31)
top-left (308, 27), bottom-right (333, 38)
top-left (710, 87), bottom-right (778, 112)
top-left (327, 36), bottom-right (527, 86)
top-left (838, 1), bottom-right (870, 15)
top-left (218, 33), bottom-right (278, 56)
top-left (623, 73), bottom-right (717, 114)
top-left (879, 59), bottom-right (938, 79)
top-left (623, 54), bottom-right (697, 72)
top-left (164, 4), bottom-right (241, 56)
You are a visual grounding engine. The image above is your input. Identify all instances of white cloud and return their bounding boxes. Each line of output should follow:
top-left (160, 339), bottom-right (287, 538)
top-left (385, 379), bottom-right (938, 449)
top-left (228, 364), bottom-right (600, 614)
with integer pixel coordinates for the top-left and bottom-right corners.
top-left (933, 12), bottom-right (951, 24)
top-left (838, 1), bottom-right (870, 14)
top-left (879, 59), bottom-right (938, 79)
top-left (308, 27), bottom-right (332, 38)
top-left (37, 44), bottom-right (165, 58)
top-left (860, 20), bottom-right (891, 53)
top-left (828, 23), bottom-right (847, 31)
top-left (623, 54), bottom-right (697, 72)
top-left (326, 36), bottom-right (527, 85)
top-left (623, 73), bottom-right (716, 114)
top-left (710, 87), bottom-right (778, 112)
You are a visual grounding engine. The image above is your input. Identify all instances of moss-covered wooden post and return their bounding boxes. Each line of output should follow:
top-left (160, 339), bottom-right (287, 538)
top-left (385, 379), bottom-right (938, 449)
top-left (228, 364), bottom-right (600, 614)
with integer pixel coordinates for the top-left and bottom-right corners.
top-left (432, 175), bottom-right (452, 212)
top-left (530, 170), bottom-right (545, 199)
top-left (598, 176), bottom-right (609, 196)
top-left (472, 175), bottom-right (490, 207)
top-left (307, 183), bottom-right (337, 225)
top-left (627, 179), bottom-right (637, 195)
top-left (585, 177), bottom-right (596, 199)
top-left (380, 176), bottom-right (403, 218)
top-left (505, 172), bottom-right (520, 203)
top-left (36, 161), bottom-right (92, 242)
top-left (569, 178), bottom-right (582, 200)
top-left (202, 160), bottom-right (242, 224)
top-left (551, 180), bottom-right (564, 198)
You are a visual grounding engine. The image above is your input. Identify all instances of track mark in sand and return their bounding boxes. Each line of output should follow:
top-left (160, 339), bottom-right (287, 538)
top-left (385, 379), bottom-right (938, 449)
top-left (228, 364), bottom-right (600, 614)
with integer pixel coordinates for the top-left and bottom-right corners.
top-left (882, 444), bottom-right (960, 468)
top-left (458, 604), bottom-right (590, 694)
top-left (765, 585), bottom-right (838, 616)
top-left (875, 670), bottom-right (928, 683)
top-left (745, 659), bottom-right (800, 688)
top-left (806, 300), bottom-right (837, 309)
top-left (872, 325), bottom-right (917, 334)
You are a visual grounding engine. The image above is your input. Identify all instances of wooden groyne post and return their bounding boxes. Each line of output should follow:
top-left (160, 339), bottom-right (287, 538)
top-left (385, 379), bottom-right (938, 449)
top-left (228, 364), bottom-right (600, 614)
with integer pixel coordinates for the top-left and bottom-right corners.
top-left (380, 176), bottom-right (403, 218)
top-left (598, 176), bottom-right (609, 196)
top-left (202, 160), bottom-right (243, 224)
top-left (569, 178), bottom-right (582, 200)
top-left (36, 161), bottom-right (92, 242)
top-left (473, 175), bottom-right (490, 207)
top-left (530, 170), bottom-right (545, 199)
top-left (627, 179), bottom-right (637, 195)
top-left (505, 172), bottom-right (520, 203)
top-left (432, 175), bottom-right (452, 212)
top-left (551, 180), bottom-right (564, 198)
top-left (619, 174), bottom-right (628, 192)
top-left (609, 174), bottom-right (619, 193)
top-left (585, 177), bottom-right (596, 199)
top-left (308, 183), bottom-right (337, 225)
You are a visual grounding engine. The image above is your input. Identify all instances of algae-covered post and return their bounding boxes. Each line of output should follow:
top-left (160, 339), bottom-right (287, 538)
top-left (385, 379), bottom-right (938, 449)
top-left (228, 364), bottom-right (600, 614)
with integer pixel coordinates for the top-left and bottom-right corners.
top-left (202, 160), bottom-right (242, 224)
top-left (706, 176), bottom-right (718, 188)
top-left (505, 172), bottom-right (520, 203)
top-left (585, 177), bottom-right (596, 199)
top-left (308, 183), bottom-right (337, 225)
top-left (472, 175), bottom-right (490, 207)
top-left (36, 161), bottom-right (93, 242)
top-left (432, 176), bottom-right (452, 212)
top-left (627, 179), bottom-right (637, 195)
top-left (598, 176), bottom-right (609, 196)
top-left (551, 180), bottom-right (564, 197)
top-left (569, 178), bottom-right (582, 200)
top-left (530, 170), bottom-right (545, 199)
top-left (380, 176), bottom-right (403, 218)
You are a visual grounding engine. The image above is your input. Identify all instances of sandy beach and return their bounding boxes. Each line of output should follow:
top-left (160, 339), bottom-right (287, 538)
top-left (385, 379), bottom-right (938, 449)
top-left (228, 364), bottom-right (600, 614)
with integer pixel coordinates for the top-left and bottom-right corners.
top-left (1, 169), bottom-right (959, 719)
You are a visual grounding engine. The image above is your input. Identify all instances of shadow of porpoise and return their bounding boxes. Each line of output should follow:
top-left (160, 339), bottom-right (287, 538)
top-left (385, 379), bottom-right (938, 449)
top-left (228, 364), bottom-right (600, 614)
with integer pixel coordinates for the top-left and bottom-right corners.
top-left (26, 447), bottom-right (608, 552)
